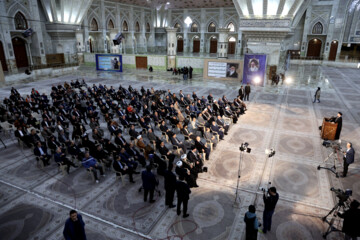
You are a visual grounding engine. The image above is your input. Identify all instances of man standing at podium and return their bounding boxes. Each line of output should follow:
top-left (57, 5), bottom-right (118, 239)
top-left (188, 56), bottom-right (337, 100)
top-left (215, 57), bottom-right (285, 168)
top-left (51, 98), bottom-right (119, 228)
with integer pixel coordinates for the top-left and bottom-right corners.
top-left (333, 112), bottom-right (342, 140)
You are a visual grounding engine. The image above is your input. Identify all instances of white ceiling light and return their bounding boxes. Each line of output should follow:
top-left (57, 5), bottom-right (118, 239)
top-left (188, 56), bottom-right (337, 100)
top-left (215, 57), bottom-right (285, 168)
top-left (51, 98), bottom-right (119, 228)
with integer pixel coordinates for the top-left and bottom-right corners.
top-left (184, 16), bottom-right (192, 26)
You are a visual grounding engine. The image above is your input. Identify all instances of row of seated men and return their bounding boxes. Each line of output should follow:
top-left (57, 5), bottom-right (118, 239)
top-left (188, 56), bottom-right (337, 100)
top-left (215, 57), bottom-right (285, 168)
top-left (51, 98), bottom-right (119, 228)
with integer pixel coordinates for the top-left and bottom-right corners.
top-left (2, 80), bottom-right (246, 186)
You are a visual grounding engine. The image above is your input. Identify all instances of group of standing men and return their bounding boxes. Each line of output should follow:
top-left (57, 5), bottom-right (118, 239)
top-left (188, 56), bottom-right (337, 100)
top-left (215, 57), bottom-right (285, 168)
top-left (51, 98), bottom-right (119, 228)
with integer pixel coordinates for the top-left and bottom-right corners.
top-left (238, 84), bottom-right (252, 101)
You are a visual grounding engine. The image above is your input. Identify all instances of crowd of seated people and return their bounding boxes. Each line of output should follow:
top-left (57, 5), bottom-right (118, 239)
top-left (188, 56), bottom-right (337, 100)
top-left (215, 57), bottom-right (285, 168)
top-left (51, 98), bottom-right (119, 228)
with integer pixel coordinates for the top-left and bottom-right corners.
top-left (0, 79), bottom-right (247, 188)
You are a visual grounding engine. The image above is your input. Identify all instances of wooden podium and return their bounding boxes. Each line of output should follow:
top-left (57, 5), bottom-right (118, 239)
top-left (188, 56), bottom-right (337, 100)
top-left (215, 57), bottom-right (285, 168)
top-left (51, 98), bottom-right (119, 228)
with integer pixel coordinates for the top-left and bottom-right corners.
top-left (321, 118), bottom-right (337, 140)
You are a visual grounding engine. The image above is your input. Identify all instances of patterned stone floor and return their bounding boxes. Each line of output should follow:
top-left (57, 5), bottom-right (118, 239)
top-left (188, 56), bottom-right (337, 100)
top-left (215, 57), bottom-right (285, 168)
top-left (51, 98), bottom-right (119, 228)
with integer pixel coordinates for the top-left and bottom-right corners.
top-left (0, 64), bottom-right (359, 240)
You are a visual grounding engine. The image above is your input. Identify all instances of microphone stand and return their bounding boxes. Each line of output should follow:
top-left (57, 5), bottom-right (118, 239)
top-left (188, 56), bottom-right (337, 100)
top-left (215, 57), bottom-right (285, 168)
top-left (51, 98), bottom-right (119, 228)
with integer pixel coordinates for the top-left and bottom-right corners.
top-left (233, 149), bottom-right (244, 207)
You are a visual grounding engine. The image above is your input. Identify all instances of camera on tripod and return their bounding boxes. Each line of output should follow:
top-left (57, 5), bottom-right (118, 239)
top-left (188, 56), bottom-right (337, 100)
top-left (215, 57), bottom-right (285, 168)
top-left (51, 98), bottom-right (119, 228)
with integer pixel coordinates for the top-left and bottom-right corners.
top-left (330, 187), bottom-right (352, 203)
top-left (322, 140), bottom-right (341, 151)
top-left (240, 142), bottom-right (251, 153)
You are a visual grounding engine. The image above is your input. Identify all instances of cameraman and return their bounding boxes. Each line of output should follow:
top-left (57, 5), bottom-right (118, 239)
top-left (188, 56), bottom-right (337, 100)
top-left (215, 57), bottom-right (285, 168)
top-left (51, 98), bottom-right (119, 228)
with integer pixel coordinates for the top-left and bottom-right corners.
top-left (337, 200), bottom-right (360, 240)
top-left (342, 142), bottom-right (355, 178)
top-left (262, 187), bottom-right (279, 234)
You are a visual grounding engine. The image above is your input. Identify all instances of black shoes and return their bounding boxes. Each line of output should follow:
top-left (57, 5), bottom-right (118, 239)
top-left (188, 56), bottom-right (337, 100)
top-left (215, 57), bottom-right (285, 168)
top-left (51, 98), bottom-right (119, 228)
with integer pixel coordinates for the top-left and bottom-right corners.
top-left (149, 200), bottom-right (155, 203)
top-left (169, 204), bottom-right (176, 208)
top-left (183, 214), bottom-right (189, 218)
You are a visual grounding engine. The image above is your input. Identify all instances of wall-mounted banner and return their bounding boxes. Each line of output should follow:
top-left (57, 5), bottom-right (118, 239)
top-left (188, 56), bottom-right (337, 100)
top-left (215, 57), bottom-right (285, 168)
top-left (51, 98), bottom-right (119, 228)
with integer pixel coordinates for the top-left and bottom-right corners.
top-left (96, 54), bottom-right (122, 72)
top-left (203, 59), bottom-right (243, 81)
top-left (242, 54), bottom-right (267, 86)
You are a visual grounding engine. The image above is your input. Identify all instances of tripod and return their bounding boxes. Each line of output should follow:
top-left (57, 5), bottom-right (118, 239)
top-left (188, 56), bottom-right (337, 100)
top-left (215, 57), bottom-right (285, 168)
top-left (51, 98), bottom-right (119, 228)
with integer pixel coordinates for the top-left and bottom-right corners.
top-left (322, 199), bottom-right (350, 239)
top-left (233, 150), bottom-right (244, 206)
top-left (317, 146), bottom-right (342, 178)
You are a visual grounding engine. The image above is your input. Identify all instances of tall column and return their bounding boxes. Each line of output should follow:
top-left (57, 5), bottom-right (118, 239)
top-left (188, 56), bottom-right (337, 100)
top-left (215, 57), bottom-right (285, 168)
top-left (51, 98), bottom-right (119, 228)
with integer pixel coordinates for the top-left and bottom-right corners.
top-left (200, 9), bottom-right (206, 53)
top-left (75, 30), bottom-right (85, 63)
top-left (183, 9), bottom-right (189, 53)
top-left (83, 14), bottom-right (90, 53)
top-left (237, 30), bottom-right (242, 55)
top-left (138, 10), bottom-right (147, 53)
top-left (166, 27), bottom-right (177, 69)
top-left (100, 0), bottom-right (107, 53)
top-left (29, 0), bottom-right (46, 65)
top-left (126, 6), bottom-right (135, 54)
top-left (218, 28), bottom-right (229, 58)
top-left (0, 0), bottom-right (16, 72)
top-left (300, 5), bottom-right (312, 57)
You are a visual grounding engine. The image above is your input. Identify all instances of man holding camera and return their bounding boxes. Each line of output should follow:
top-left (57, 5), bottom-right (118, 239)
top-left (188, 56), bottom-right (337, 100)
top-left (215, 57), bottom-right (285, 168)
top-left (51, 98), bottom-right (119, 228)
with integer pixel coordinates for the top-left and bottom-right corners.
top-left (262, 187), bottom-right (279, 234)
top-left (337, 200), bottom-right (360, 240)
top-left (342, 142), bottom-right (355, 178)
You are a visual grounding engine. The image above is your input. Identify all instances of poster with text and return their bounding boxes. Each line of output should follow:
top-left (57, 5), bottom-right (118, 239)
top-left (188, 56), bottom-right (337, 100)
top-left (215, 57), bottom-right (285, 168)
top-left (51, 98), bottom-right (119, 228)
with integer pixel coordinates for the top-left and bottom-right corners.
top-left (208, 61), bottom-right (240, 78)
top-left (96, 54), bottom-right (122, 72)
top-left (242, 54), bottom-right (267, 86)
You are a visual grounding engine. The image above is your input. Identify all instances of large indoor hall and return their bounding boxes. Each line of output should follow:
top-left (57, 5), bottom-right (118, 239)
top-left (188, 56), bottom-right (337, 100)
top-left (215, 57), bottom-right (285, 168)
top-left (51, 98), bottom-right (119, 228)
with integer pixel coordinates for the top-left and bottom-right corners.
top-left (0, 64), bottom-right (359, 240)
top-left (1, 0), bottom-right (360, 239)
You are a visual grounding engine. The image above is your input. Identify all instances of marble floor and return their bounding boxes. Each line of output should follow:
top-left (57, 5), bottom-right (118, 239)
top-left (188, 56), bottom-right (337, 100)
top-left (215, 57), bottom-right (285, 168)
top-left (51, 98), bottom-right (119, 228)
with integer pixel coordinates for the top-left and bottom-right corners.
top-left (0, 64), bottom-right (359, 240)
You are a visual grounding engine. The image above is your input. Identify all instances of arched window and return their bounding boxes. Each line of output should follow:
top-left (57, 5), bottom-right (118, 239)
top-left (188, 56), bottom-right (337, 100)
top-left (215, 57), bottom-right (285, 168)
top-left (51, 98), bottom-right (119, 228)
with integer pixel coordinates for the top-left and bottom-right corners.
top-left (107, 19), bottom-right (114, 30)
top-left (312, 22), bottom-right (323, 34)
top-left (14, 12), bottom-right (28, 30)
top-left (123, 21), bottom-right (128, 32)
top-left (174, 23), bottom-right (181, 32)
top-left (90, 18), bottom-right (98, 31)
top-left (229, 37), bottom-right (236, 42)
top-left (146, 23), bottom-right (151, 32)
top-left (135, 22), bottom-right (140, 32)
top-left (191, 23), bottom-right (198, 32)
top-left (208, 22), bottom-right (216, 32)
top-left (227, 22), bottom-right (235, 32)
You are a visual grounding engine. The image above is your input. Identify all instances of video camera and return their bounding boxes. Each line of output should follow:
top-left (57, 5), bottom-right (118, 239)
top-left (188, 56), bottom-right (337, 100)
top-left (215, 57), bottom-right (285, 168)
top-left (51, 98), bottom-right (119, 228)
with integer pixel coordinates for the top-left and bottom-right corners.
top-left (240, 142), bottom-right (251, 153)
top-left (323, 140), bottom-right (341, 151)
top-left (330, 187), bottom-right (352, 203)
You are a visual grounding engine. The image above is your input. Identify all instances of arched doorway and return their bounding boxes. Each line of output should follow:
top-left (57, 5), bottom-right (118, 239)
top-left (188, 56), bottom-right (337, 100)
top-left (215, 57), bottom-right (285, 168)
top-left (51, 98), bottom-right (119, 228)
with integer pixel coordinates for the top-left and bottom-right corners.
top-left (228, 37), bottom-right (236, 54)
top-left (307, 38), bottom-right (322, 58)
top-left (193, 37), bottom-right (200, 53)
top-left (0, 41), bottom-right (8, 71)
top-left (12, 37), bottom-right (29, 68)
top-left (209, 37), bottom-right (217, 53)
top-left (177, 37), bottom-right (183, 52)
top-left (328, 40), bottom-right (338, 61)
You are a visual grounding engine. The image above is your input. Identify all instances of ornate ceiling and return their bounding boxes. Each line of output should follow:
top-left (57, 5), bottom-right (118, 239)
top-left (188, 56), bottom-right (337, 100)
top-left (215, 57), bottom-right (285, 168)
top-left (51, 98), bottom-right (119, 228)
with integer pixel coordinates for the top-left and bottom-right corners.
top-left (113, 0), bottom-right (234, 9)
top-left (233, 0), bottom-right (305, 18)
top-left (40, 0), bottom-right (93, 24)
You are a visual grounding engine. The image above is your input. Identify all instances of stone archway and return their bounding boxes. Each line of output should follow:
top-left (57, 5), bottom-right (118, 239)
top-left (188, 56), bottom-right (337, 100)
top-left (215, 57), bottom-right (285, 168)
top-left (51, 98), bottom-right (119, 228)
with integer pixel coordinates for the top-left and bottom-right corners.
top-left (328, 40), bottom-right (338, 61)
top-left (12, 37), bottom-right (29, 68)
top-left (209, 37), bottom-right (217, 53)
top-left (307, 38), bottom-right (322, 58)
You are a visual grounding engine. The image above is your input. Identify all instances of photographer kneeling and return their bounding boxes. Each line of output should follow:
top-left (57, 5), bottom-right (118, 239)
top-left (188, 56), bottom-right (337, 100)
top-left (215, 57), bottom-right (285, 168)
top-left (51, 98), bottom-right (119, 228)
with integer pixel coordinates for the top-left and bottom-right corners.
top-left (337, 200), bottom-right (360, 240)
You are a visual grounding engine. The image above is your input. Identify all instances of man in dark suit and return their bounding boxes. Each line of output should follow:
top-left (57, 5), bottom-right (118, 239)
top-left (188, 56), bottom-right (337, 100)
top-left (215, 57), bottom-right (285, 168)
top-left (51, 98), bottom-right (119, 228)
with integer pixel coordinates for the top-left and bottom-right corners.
top-left (195, 136), bottom-right (210, 160)
top-left (216, 115), bottom-right (229, 134)
top-left (334, 112), bottom-right (342, 140)
top-left (342, 142), bottom-right (355, 177)
top-left (113, 155), bottom-right (136, 183)
top-left (244, 83), bottom-right (251, 101)
top-left (15, 126), bottom-right (32, 147)
top-left (176, 175), bottom-right (191, 218)
top-left (164, 164), bottom-right (177, 208)
top-left (210, 121), bottom-right (224, 140)
top-left (63, 210), bottom-right (87, 240)
top-left (141, 165), bottom-right (158, 203)
top-left (170, 133), bottom-right (186, 153)
top-left (159, 141), bottom-right (176, 165)
top-left (54, 147), bottom-right (78, 174)
top-left (238, 86), bottom-right (245, 100)
top-left (34, 141), bottom-right (51, 166)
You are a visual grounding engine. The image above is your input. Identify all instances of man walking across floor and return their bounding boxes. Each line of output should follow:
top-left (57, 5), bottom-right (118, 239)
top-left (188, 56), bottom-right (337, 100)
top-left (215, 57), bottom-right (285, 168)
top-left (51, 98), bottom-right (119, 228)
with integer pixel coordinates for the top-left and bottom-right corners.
top-left (262, 187), bottom-right (279, 234)
top-left (313, 87), bottom-right (321, 103)
top-left (342, 142), bottom-right (355, 177)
